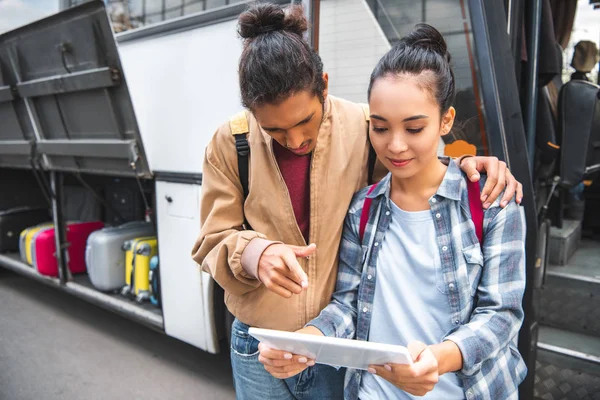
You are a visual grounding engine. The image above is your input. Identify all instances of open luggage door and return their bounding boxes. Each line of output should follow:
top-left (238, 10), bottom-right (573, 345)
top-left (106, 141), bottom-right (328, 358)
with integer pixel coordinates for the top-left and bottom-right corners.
top-left (0, 0), bottom-right (151, 178)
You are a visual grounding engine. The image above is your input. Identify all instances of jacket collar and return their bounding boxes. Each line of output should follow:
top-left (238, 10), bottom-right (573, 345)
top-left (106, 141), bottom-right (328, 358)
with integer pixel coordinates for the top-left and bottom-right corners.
top-left (366, 158), bottom-right (463, 202)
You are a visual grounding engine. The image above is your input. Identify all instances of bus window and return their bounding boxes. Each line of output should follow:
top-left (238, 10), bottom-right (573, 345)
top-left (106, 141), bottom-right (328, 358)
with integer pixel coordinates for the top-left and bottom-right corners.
top-left (0, 0), bottom-right (60, 34)
top-left (63, 0), bottom-right (247, 33)
top-left (368, 0), bottom-right (489, 157)
top-left (562, 1), bottom-right (599, 83)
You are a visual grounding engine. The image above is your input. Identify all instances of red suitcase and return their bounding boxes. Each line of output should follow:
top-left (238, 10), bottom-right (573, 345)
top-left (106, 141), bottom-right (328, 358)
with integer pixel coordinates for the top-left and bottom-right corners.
top-left (35, 221), bottom-right (104, 277)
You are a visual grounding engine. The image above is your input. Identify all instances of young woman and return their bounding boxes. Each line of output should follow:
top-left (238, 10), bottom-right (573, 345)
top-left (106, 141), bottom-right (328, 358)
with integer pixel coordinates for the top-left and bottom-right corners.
top-left (257, 23), bottom-right (527, 400)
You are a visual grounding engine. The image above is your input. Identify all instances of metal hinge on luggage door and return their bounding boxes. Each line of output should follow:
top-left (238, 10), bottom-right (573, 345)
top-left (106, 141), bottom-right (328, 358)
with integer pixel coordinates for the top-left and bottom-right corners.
top-left (129, 142), bottom-right (142, 172)
top-left (129, 143), bottom-right (152, 223)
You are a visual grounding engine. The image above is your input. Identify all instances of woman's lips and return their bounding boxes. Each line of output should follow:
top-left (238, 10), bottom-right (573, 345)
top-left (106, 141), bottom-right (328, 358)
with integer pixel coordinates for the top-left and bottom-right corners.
top-left (388, 158), bottom-right (413, 167)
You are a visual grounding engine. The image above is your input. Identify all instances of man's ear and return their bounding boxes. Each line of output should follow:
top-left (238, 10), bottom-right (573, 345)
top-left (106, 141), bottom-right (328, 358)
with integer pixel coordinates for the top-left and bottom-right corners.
top-left (322, 72), bottom-right (329, 99)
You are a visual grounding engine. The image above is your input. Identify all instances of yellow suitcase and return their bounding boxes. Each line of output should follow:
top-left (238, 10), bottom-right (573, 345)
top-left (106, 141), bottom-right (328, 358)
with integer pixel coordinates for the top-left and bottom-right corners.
top-left (123, 238), bottom-right (141, 288)
top-left (133, 238), bottom-right (158, 302)
top-left (121, 236), bottom-right (157, 301)
top-left (19, 223), bottom-right (53, 265)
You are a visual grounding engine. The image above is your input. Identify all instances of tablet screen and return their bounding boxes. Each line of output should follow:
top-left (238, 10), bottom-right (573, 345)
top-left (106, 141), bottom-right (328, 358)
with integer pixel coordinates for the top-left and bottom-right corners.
top-left (249, 327), bottom-right (413, 370)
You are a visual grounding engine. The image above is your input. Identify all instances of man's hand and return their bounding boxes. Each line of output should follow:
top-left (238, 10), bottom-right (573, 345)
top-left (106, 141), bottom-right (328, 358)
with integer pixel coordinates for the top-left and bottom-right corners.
top-left (459, 156), bottom-right (523, 209)
top-left (257, 243), bottom-right (316, 298)
top-left (258, 326), bottom-right (323, 379)
top-left (370, 341), bottom-right (439, 397)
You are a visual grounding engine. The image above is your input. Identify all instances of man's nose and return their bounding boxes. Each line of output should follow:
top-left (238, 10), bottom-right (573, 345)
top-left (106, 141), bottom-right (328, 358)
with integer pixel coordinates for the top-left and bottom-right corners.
top-left (285, 132), bottom-right (305, 149)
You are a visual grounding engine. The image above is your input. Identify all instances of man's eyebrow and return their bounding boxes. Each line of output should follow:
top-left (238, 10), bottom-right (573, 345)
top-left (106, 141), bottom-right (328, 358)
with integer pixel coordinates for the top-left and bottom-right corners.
top-left (262, 112), bottom-right (315, 131)
top-left (370, 114), bottom-right (429, 122)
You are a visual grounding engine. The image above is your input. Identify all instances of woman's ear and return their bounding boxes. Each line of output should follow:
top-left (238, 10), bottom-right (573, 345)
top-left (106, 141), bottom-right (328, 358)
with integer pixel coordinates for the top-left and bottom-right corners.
top-left (441, 106), bottom-right (456, 136)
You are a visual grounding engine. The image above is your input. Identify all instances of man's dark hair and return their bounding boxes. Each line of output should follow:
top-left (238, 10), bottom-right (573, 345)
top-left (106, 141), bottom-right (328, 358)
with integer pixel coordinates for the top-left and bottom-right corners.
top-left (238, 3), bottom-right (325, 110)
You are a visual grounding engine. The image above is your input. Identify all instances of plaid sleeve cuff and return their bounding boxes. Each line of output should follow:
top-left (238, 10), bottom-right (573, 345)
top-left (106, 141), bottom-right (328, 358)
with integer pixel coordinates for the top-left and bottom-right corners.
top-left (306, 314), bottom-right (338, 338)
top-left (306, 302), bottom-right (356, 340)
top-left (444, 328), bottom-right (484, 377)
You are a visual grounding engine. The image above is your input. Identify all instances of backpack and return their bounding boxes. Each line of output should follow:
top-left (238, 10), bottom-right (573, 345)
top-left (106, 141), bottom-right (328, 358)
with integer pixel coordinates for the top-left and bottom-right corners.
top-left (358, 180), bottom-right (484, 246)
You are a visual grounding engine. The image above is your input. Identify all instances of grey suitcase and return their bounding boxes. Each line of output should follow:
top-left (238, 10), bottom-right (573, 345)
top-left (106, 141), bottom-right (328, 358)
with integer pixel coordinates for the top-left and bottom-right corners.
top-left (86, 221), bottom-right (155, 292)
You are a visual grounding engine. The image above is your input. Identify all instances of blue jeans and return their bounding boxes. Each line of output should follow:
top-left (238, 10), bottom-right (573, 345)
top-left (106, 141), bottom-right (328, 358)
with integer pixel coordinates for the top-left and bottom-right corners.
top-left (230, 318), bottom-right (345, 400)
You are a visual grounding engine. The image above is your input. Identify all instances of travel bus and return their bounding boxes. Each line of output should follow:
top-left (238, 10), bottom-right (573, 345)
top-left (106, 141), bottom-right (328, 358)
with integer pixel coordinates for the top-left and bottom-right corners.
top-left (0, 0), bottom-right (598, 398)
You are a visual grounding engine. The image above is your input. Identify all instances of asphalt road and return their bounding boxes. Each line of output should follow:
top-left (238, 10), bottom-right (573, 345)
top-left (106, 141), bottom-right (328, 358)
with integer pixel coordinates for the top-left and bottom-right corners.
top-left (0, 268), bottom-right (236, 400)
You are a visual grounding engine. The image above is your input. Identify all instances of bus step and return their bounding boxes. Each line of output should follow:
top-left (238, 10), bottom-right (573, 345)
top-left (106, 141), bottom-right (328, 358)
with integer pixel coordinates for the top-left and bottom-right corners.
top-left (535, 325), bottom-right (600, 399)
top-left (548, 219), bottom-right (582, 266)
top-left (540, 238), bottom-right (600, 337)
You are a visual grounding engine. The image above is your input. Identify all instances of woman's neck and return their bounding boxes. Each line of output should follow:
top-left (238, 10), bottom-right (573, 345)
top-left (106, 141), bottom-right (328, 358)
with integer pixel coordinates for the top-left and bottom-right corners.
top-left (390, 158), bottom-right (447, 211)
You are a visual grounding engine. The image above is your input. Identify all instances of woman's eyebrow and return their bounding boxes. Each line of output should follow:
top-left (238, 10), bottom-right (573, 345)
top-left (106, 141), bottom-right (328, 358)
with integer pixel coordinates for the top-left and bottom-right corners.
top-left (403, 115), bottom-right (428, 122)
top-left (370, 114), bottom-right (429, 122)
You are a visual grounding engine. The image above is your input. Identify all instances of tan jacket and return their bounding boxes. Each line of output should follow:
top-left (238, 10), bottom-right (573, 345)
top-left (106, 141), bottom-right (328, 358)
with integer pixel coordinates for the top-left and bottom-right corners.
top-left (191, 95), bottom-right (386, 331)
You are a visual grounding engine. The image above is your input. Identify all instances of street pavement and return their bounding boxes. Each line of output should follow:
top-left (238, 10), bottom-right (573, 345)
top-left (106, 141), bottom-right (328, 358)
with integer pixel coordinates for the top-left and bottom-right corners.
top-left (0, 268), bottom-right (236, 400)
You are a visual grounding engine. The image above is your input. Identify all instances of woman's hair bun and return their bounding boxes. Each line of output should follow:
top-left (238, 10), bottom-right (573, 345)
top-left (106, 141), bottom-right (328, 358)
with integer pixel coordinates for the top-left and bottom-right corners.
top-left (404, 23), bottom-right (451, 63)
top-left (238, 3), bottom-right (308, 40)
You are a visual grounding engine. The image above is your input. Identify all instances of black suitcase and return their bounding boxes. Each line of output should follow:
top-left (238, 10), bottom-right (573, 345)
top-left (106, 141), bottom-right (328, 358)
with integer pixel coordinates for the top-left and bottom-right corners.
top-left (104, 178), bottom-right (146, 225)
top-left (0, 207), bottom-right (51, 252)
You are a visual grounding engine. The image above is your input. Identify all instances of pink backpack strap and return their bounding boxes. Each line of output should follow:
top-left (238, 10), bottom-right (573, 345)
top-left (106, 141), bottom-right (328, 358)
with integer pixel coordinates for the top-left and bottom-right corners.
top-left (360, 181), bottom-right (483, 245)
top-left (359, 184), bottom-right (378, 243)
top-left (467, 180), bottom-right (484, 246)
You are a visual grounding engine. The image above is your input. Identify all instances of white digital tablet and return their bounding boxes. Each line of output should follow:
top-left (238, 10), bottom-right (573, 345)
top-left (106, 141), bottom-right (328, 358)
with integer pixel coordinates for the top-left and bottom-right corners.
top-left (248, 327), bottom-right (413, 370)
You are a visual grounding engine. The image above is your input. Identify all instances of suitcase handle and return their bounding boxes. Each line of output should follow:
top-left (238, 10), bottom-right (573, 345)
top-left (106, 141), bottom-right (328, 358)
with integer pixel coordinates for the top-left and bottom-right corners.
top-left (128, 250), bottom-right (136, 297)
top-left (119, 221), bottom-right (150, 230)
top-left (136, 243), bottom-right (153, 257)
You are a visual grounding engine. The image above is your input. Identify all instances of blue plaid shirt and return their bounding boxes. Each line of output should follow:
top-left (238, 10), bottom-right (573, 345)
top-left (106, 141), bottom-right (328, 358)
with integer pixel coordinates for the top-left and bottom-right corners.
top-left (309, 160), bottom-right (527, 400)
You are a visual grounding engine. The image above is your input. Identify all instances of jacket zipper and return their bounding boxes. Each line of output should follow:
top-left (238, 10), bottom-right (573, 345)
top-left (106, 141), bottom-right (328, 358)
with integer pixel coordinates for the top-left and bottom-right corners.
top-left (268, 138), bottom-right (311, 328)
top-left (305, 139), bottom-right (318, 324)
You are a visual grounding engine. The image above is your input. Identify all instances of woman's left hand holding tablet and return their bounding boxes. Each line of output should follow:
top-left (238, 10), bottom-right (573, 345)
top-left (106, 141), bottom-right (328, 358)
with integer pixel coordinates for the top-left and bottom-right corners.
top-left (258, 326), bottom-right (322, 379)
top-left (369, 341), bottom-right (439, 396)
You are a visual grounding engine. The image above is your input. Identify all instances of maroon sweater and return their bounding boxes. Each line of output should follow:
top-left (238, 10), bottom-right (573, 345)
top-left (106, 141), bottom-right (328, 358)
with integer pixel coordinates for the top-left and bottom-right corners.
top-left (272, 140), bottom-right (311, 243)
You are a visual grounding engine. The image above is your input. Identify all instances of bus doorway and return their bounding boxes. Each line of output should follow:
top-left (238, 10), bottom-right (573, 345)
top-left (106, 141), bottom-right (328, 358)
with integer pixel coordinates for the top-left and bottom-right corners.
top-left (508, 0), bottom-right (600, 398)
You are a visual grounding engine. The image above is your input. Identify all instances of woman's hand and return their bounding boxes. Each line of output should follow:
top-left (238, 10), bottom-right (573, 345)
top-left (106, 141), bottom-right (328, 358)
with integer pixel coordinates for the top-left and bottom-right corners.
top-left (257, 326), bottom-right (323, 379)
top-left (458, 156), bottom-right (523, 208)
top-left (369, 341), bottom-right (439, 397)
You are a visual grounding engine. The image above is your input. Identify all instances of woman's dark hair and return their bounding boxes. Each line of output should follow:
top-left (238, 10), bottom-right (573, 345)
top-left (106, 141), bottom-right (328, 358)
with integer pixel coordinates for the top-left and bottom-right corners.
top-left (238, 2), bottom-right (325, 110)
top-left (367, 23), bottom-right (455, 114)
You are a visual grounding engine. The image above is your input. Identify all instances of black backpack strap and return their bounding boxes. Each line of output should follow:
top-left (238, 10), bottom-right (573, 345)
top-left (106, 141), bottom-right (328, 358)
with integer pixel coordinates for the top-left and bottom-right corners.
top-left (229, 112), bottom-right (252, 229)
top-left (361, 104), bottom-right (377, 185)
top-left (367, 143), bottom-right (377, 186)
top-left (234, 134), bottom-right (250, 199)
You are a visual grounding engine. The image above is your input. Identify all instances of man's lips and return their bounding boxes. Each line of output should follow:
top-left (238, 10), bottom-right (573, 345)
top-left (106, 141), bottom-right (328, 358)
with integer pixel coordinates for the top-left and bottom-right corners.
top-left (289, 143), bottom-right (310, 155)
top-left (388, 158), bottom-right (413, 167)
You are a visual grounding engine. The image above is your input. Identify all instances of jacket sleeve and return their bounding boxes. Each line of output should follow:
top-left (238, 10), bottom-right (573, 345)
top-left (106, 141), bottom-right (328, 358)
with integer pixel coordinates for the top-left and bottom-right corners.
top-left (191, 129), bottom-right (266, 296)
